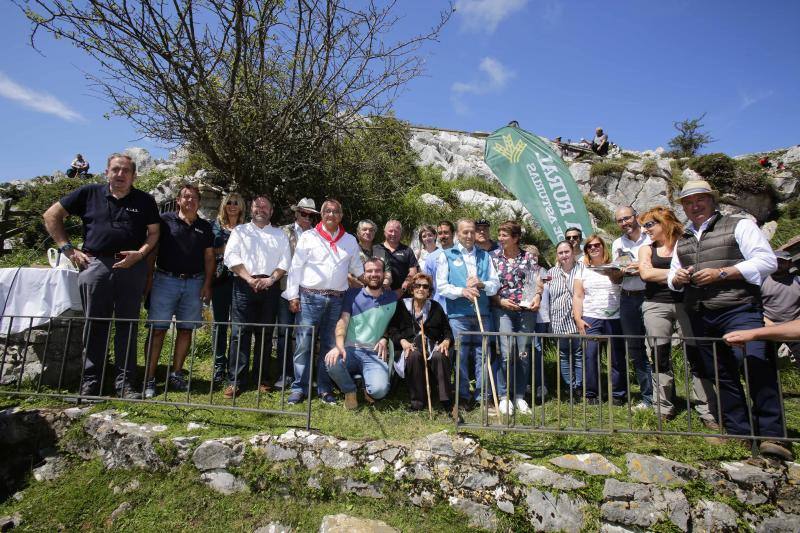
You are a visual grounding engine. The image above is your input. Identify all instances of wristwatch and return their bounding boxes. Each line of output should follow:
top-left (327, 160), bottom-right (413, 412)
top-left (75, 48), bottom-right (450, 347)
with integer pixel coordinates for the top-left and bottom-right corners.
top-left (718, 268), bottom-right (728, 280)
top-left (58, 243), bottom-right (74, 254)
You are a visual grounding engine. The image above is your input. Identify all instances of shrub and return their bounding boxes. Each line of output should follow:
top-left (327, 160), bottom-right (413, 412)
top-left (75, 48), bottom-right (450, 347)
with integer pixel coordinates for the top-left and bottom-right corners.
top-left (590, 160), bottom-right (627, 178)
top-left (583, 195), bottom-right (616, 234)
top-left (688, 153), bottom-right (772, 195)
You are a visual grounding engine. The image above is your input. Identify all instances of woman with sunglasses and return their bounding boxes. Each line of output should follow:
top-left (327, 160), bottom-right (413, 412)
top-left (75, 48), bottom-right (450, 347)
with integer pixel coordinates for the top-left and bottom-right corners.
top-left (573, 234), bottom-right (627, 405)
top-left (387, 272), bottom-right (454, 415)
top-left (490, 221), bottom-right (545, 414)
top-left (546, 240), bottom-right (584, 396)
top-left (210, 192), bottom-right (245, 385)
top-left (416, 224), bottom-right (439, 263)
top-left (638, 207), bottom-right (718, 426)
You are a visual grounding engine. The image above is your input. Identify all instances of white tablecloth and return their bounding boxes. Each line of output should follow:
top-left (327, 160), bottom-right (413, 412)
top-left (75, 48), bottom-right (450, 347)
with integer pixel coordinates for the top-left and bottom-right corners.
top-left (0, 267), bottom-right (83, 334)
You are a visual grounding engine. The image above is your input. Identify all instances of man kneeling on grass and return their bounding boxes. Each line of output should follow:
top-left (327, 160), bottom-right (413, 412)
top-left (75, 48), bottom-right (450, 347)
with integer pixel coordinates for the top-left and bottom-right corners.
top-left (325, 257), bottom-right (397, 409)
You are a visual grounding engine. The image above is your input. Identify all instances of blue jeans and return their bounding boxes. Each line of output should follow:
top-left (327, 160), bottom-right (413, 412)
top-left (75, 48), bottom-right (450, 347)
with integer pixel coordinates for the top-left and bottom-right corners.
top-left (275, 296), bottom-right (296, 380)
top-left (583, 317), bottom-right (627, 400)
top-left (291, 291), bottom-right (343, 396)
top-left (558, 336), bottom-right (582, 389)
top-left (211, 276), bottom-right (233, 378)
top-left (492, 308), bottom-right (535, 398)
top-left (450, 315), bottom-right (497, 402)
top-left (148, 272), bottom-right (204, 329)
top-left (326, 346), bottom-right (390, 399)
top-left (620, 292), bottom-right (653, 404)
top-left (228, 279), bottom-right (279, 386)
top-left (533, 322), bottom-right (549, 396)
top-left (689, 303), bottom-right (783, 437)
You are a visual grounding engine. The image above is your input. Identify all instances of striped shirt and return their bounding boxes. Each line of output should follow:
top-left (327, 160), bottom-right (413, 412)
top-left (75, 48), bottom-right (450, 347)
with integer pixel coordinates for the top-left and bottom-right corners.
top-left (547, 262), bottom-right (584, 334)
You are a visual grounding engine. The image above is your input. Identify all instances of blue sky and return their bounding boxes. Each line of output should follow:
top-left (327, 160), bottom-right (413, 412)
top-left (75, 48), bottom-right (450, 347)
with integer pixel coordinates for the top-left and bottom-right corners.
top-left (1, 0), bottom-right (798, 181)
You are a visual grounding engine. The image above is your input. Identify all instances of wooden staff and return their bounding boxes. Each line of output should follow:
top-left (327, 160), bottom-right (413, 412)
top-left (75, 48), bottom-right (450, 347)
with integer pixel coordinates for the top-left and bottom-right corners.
top-left (419, 319), bottom-right (434, 420)
top-left (474, 298), bottom-right (500, 417)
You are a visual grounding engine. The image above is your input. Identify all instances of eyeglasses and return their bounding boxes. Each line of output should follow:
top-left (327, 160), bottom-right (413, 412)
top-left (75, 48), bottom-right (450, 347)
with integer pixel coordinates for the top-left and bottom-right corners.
top-left (322, 209), bottom-right (342, 215)
top-left (413, 283), bottom-right (431, 290)
top-left (297, 211), bottom-right (313, 218)
top-left (642, 220), bottom-right (659, 229)
top-left (616, 215), bottom-right (635, 224)
top-left (566, 235), bottom-right (581, 241)
top-left (586, 242), bottom-right (603, 250)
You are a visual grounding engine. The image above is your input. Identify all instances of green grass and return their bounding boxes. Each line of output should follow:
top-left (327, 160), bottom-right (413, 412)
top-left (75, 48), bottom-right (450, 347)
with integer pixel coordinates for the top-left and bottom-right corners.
top-left (771, 199), bottom-right (800, 248)
top-left (589, 160), bottom-right (627, 178)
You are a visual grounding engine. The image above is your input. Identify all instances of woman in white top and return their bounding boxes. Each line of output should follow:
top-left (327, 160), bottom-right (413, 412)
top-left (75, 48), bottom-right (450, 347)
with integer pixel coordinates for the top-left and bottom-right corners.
top-left (546, 241), bottom-right (584, 396)
top-left (573, 234), bottom-right (627, 405)
top-left (416, 224), bottom-right (439, 263)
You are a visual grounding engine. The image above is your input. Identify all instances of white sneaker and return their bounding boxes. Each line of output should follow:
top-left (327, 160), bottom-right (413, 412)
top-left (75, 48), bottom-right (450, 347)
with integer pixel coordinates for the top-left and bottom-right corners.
top-left (144, 378), bottom-right (156, 399)
top-left (499, 398), bottom-right (514, 415)
top-left (514, 398), bottom-right (532, 414)
top-left (632, 401), bottom-right (650, 412)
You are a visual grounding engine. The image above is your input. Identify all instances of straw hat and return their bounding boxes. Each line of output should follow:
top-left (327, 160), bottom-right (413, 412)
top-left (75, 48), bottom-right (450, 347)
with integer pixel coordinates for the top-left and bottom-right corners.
top-left (290, 198), bottom-right (319, 214)
top-left (678, 179), bottom-right (719, 201)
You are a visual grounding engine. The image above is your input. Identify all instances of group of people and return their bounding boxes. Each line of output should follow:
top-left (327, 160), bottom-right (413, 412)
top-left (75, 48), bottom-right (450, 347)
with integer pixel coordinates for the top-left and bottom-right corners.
top-left (42, 153), bottom-right (796, 461)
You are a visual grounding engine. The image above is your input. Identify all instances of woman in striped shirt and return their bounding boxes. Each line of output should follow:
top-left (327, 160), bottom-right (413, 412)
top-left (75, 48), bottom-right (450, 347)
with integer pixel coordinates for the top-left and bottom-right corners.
top-left (546, 241), bottom-right (584, 395)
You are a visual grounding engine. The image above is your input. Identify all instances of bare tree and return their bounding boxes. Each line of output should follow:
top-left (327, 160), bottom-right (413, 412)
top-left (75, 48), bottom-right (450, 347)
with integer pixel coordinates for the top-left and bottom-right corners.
top-left (19, 0), bottom-right (452, 198)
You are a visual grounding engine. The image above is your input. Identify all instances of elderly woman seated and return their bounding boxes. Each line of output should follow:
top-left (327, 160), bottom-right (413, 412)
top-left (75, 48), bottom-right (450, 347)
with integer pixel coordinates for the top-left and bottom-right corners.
top-left (387, 272), bottom-right (455, 417)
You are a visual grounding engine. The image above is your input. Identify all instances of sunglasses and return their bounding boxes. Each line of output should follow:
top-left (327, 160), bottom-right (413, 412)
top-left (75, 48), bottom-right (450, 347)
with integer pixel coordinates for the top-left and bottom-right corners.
top-left (413, 283), bottom-right (431, 290)
top-left (616, 215), bottom-right (635, 224)
top-left (297, 211), bottom-right (314, 218)
top-left (586, 242), bottom-right (603, 250)
top-left (642, 220), bottom-right (659, 229)
top-left (226, 201), bottom-right (240, 206)
top-left (566, 235), bottom-right (581, 241)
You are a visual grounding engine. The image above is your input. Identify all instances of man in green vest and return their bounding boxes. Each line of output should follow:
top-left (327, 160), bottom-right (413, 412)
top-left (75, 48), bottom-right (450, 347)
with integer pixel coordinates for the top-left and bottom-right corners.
top-left (667, 180), bottom-right (790, 460)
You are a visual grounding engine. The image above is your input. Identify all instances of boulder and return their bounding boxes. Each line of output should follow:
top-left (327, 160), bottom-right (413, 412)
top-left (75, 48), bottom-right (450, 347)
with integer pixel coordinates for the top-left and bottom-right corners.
top-left (513, 463), bottom-right (586, 490)
top-left (524, 487), bottom-right (587, 532)
top-left (780, 146), bottom-right (800, 165)
top-left (123, 147), bottom-right (154, 174)
top-left (691, 500), bottom-right (739, 533)
top-left (83, 411), bottom-right (167, 471)
top-left (318, 514), bottom-right (397, 533)
top-left (448, 497), bottom-right (498, 531)
top-left (200, 469), bottom-right (248, 495)
top-left (625, 453), bottom-right (698, 486)
top-left (550, 453), bottom-right (622, 476)
top-left (192, 438), bottom-right (245, 471)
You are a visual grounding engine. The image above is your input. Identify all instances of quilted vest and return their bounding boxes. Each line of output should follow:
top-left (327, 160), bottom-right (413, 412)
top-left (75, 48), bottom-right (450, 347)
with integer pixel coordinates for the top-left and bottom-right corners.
top-left (444, 247), bottom-right (491, 318)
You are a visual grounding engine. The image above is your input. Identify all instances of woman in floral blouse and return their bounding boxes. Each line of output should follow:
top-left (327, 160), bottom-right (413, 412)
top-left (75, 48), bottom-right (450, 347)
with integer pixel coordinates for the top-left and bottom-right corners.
top-left (490, 220), bottom-right (545, 415)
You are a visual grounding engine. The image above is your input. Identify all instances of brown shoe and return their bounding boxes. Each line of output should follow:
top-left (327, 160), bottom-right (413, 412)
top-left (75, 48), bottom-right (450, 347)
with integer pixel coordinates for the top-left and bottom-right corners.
top-left (759, 440), bottom-right (794, 461)
top-left (344, 391), bottom-right (358, 410)
top-left (223, 385), bottom-right (239, 399)
top-left (363, 390), bottom-right (376, 405)
top-left (701, 418), bottom-right (721, 431)
top-left (258, 383), bottom-right (273, 393)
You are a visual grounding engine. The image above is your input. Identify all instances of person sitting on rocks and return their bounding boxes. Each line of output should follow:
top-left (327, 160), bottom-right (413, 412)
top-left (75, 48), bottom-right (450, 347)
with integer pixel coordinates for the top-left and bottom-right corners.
top-left (325, 257), bottom-right (397, 409)
top-left (591, 127), bottom-right (609, 156)
top-left (67, 154), bottom-right (90, 178)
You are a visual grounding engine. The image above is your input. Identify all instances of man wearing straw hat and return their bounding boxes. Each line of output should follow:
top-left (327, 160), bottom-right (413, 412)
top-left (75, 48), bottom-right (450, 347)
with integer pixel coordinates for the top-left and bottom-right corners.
top-left (436, 218), bottom-right (500, 409)
top-left (668, 179), bottom-right (790, 460)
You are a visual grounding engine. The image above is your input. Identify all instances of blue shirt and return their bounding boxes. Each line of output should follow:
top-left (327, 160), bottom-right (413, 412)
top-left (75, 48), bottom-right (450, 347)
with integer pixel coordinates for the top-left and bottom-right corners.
top-left (60, 183), bottom-right (160, 253)
top-left (156, 211), bottom-right (214, 275)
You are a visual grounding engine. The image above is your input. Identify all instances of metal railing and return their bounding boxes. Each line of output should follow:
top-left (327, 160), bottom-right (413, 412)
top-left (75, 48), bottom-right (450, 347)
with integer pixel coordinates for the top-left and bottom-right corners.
top-left (454, 330), bottom-right (799, 444)
top-left (0, 314), bottom-right (315, 429)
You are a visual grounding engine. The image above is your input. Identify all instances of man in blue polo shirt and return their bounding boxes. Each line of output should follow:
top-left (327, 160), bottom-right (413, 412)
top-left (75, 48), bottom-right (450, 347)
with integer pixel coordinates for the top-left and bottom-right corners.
top-left (43, 153), bottom-right (160, 398)
top-left (325, 257), bottom-right (398, 409)
top-left (143, 183), bottom-right (214, 398)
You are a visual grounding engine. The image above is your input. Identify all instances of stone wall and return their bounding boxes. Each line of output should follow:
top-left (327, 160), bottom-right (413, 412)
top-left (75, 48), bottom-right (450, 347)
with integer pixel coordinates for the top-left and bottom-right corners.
top-left (4, 407), bottom-right (798, 532)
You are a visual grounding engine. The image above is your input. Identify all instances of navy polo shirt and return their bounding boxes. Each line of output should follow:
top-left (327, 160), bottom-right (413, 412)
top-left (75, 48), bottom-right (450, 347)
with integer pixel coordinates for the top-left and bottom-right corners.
top-left (60, 183), bottom-right (160, 253)
top-left (156, 211), bottom-right (214, 275)
top-left (376, 243), bottom-right (419, 291)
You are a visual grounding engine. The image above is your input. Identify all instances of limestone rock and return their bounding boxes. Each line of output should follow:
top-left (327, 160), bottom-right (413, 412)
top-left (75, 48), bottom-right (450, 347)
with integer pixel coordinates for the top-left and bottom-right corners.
top-left (691, 499), bottom-right (739, 533)
top-left (84, 411), bottom-right (166, 471)
top-left (720, 461), bottom-right (780, 490)
top-left (171, 436), bottom-right (199, 462)
top-left (524, 487), bottom-right (586, 532)
top-left (682, 168), bottom-right (703, 182)
top-left (780, 146), bottom-right (800, 165)
top-left (455, 190), bottom-right (529, 221)
top-left (601, 478), bottom-right (690, 531)
top-left (123, 147), bottom-right (154, 174)
top-left (0, 513), bottom-right (22, 531)
top-left (318, 514), bottom-right (397, 533)
top-left (721, 191), bottom-right (775, 223)
top-left (756, 512), bottom-right (800, 533)
top-left (32, 454), bottom-right (68, 482)
top-left (200, 469), bottom-right (248, 494)
top-left (192, 438), bottom-right (245, 472)
top-left (569, 162), bottom-right (592, 193)
top-left (550, 453), bottom-right (621, 475)
top-left (320, 448), bottom-right (356, 470)
top-left (448, 497), bottom-right (498, 531)
top-left (773, 176), bottom-right (798, 200)
top-left (253, 523), bottom-right (293, 533)
top-left (513, 463), bottom-right (586, 490)
top-left (419, 193), bottom-right (447, 208)
top-left (109, 502), bottom-right (132, 523)
top-left (761, 220), bottom-right (778, 241)
top-left (625, 453), bottom-right (698, 486)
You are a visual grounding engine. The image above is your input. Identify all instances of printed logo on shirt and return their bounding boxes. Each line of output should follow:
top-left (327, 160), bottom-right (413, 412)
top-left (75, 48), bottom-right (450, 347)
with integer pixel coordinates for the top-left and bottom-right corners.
top-left (193, 227), bottom-right (205, 234)
top-left (125, 207), bottom-right (140, 213)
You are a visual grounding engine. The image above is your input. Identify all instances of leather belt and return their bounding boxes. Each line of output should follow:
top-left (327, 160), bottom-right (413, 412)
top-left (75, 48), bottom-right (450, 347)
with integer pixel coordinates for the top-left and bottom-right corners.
top-left (621, 289), bottom-right (645, 297)
top-left (156, 268), bottom-right (203, 280)
top-left (83, 250), bottom-right (120, 258)
top-left (301, 286), bottom-right (345, 297)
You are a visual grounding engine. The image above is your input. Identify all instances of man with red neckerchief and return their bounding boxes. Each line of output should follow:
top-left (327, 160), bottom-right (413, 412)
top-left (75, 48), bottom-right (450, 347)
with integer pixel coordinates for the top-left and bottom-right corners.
top-left (282, 199), bottom-right (364, 405)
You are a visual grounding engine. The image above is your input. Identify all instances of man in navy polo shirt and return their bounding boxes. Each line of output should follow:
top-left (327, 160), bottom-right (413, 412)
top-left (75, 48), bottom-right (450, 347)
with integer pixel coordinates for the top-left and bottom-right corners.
top-left (325, 257), bottom-right (398, 409)
top-left (143, 183), bottom-right (214, 398)
top-left (43, 153), bottom-right (160, 398)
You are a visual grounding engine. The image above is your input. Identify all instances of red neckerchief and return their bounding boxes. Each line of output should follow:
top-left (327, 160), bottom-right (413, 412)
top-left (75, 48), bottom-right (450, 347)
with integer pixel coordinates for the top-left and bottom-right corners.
top-left (315, 222), bottom-right (345, 252)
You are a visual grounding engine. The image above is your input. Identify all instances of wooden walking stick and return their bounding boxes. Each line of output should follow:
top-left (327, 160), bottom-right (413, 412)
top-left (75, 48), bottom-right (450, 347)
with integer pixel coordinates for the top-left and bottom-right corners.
top-left (474, 298), bottom-right (501, 417)
top-left (419, 319), bottom-right (434, 420)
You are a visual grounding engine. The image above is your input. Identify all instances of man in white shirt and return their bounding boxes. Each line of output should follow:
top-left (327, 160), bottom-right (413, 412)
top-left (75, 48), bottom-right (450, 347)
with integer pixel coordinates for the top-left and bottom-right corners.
top-left (667, 180), bottom-right (788, 460)
top-left (274, 198), bottom-right (318, 389)
top-left (424, 220), bottom-right (455, 312)
top-left (436, 219), bottom-right (500, 407)
top-left (283, 199), bottom-right (364, 405)
top-left (611, 206), bottom-right (653, 409)
top-left (223, 195), bottom-right (291, 398)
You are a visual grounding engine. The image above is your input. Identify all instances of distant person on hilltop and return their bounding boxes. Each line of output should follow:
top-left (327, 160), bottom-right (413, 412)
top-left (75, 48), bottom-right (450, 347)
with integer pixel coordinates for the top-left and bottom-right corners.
top-left (591, 127), bottom-right (609, 156)
top-left (67, 154), bottom-right (90, 178)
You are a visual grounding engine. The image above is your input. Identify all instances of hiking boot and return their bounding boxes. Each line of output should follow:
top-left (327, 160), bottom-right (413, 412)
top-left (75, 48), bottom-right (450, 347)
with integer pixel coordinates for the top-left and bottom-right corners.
top-left (273, 376), bottom-right (294, 390)
top-left (759, 440), bottom-right (794, 461)
top-left (168, 371), bottom-right (188, 392)
top-left (116, 385), bottom-right (142, 400)
top-left (223, 385), bottom-right (240, 399)
top-left (612, 397), bottom-right (627, 407)
top-left (287, 392), bottom-right (305, 405)
top-left (320, 392), bottom-right (337, 405)
top-left (80, 380), bottom-right (100, 397)
top-left (258, 383), bottom-right (273, 394)
top-left (144, 378), bottom-right (157, 399)
top-left (344, 392), bottom-right (358, 410)
top-left (701, 418), bottom-right (721, 431)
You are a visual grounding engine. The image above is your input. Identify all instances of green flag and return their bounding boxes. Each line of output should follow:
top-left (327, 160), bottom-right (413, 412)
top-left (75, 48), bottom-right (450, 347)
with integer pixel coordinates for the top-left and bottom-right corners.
top-left (484, 125), bottom-right (593, 244)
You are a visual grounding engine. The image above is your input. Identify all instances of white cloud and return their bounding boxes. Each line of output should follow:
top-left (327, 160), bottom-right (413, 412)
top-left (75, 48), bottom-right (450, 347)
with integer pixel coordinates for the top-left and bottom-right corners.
top-left (739, 88), bottom-right (774, 111)
top-left (451, 57), bottom-right (515, 114)
top-left (456, 0), bottom-right (528, 34)
top-left (0, 71), bottom-right (84, 122)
